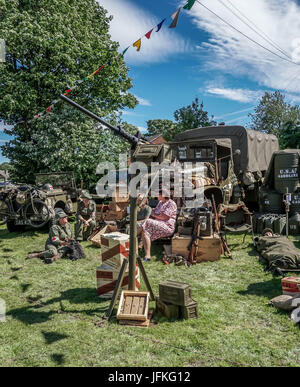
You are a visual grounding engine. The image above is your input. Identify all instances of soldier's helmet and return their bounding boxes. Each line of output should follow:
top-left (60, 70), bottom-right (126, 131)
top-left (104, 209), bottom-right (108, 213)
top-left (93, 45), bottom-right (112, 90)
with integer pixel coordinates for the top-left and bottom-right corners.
top-left (81, 190), bottom-right (92, 200)
top-left (43, 183), bottom-right (53, 191)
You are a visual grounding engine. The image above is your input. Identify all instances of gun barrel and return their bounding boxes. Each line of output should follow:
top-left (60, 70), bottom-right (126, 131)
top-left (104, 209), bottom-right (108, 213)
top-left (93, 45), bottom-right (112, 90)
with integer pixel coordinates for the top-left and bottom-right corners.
top-left (59, 94), bottom-right (140, 147)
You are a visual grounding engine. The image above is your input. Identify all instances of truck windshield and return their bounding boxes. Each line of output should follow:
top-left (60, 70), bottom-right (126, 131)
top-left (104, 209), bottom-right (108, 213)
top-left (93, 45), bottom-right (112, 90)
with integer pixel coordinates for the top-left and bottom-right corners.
top-left (193, 146), bottom-right (214, 159)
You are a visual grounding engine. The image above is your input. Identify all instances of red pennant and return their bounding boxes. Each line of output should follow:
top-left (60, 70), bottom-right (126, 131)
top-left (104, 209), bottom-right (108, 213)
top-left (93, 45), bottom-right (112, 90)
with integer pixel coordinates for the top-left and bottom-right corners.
top-left (145, 28), bottom-right (154, 39)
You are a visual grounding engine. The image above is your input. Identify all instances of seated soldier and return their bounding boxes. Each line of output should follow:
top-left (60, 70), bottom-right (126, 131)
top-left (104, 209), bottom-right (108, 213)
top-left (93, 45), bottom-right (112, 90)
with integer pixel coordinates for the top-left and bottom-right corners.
top-left (27, 211), bottom-right (73, 264)
top-left (137, 194), bottom-right (152, 233)
top-left (75, 190), bottom-right (96, 241)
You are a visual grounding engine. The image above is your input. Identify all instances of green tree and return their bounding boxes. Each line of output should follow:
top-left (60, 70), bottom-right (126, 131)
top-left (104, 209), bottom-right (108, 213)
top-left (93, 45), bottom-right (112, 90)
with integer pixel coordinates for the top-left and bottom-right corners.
top-left (4, 105), bottom-right (137, 189)
top-left (248, 91), bottom-right (300, 142)
top-left (0, 0), bottom-right (137, 182)
top-left (146, 119), bottom-right (177, 142)
top-left (173, 97), bottom-right (216, 136)
top-left (280, 120), bottom-right (300, 149)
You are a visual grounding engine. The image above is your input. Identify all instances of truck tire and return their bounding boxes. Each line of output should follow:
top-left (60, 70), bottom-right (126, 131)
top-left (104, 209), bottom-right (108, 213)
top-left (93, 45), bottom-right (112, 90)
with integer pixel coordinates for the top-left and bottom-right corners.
top-left (6, 221), bottom-right (26, 233)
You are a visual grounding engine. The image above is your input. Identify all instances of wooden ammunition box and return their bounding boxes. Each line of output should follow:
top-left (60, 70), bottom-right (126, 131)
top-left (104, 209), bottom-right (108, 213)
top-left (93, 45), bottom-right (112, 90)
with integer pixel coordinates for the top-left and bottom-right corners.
top-left (159, 280), bottom-right (192, 306)
top-left (171, 233), bottom-right (221, 262)
top-left (180, 299), bottom-right (198, 319)
top-left (117, 290), bottom-right (149, 322)
top-left (108, 201), bottom-right (128, 212)
top-left (155, 297), bottom-right (180, 320)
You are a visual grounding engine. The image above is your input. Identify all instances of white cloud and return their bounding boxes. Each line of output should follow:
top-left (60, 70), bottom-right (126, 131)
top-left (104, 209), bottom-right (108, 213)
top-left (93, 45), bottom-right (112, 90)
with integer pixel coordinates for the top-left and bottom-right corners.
top-left (0, 140), bottom-right (7, 143)
top-left (134, 95), bottom-right (151, 106)
top-left (214, 106), bottom-right (256, 119)
top-left (98, 0), bottom-right (190, 64)
top-left (188, 0), bottom-right (300, 95)
top-left (206, 87), bottom-right (263, 103)
top-left (226, 115), bottom-right (250, 124)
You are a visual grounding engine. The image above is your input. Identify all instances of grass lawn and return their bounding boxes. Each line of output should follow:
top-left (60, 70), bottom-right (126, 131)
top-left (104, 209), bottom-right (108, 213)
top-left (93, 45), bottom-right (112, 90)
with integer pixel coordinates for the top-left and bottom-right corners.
top-left (0, 222), bottom-right (299, 367)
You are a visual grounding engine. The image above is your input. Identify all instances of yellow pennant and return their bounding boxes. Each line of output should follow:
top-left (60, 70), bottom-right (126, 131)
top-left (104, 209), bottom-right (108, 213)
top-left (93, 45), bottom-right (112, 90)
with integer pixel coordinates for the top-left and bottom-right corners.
top-left (133, 38), bottom-right (142, 52)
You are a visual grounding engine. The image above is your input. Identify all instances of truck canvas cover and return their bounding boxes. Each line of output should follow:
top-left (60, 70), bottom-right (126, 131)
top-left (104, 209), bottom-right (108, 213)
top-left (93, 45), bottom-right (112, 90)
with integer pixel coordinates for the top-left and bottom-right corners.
top-left (173, 126), bottom-right (279, 174)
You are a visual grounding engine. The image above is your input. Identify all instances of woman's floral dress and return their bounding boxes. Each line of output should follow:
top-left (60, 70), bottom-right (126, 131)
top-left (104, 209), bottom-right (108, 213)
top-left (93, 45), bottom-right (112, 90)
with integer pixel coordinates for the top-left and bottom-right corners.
top-left (142, 199), bottom-right (177, 241)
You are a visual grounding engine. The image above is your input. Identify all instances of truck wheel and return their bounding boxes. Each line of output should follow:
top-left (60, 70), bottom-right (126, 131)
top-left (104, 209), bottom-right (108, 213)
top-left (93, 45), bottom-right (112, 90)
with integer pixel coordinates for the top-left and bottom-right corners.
top-left (6, 221), bottom-right (26, 233)
top-left (24, 200), bottom-right (51, 229)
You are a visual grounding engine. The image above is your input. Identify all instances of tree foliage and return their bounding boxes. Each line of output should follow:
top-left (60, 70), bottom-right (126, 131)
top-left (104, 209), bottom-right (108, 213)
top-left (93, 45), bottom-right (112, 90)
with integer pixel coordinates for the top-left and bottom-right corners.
top-left (173, 98), bottom-right (216, 134)
top-left (146, 98), bottom-right (216, 142)
top-left (248, 91), bottom-right (300, 145)
top-left (280, 120), bottom-right (300, 149)
top-left (146, 119), bottom-right (177, 142)
top-left (0, 0), bottom-right (137, 183)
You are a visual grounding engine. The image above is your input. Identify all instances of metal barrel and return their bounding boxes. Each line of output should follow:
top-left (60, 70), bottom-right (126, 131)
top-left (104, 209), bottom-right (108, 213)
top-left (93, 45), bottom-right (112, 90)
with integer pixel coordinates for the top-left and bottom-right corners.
top-left (59, 94), bottom-right (140, 146)
top-left (274, 152), bottom-right (299, 194)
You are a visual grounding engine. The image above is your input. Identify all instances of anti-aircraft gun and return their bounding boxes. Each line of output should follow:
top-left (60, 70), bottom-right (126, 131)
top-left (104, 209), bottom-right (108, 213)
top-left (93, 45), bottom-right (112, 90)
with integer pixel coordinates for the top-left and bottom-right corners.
top-left (59, 94), bottom-right (174, 290)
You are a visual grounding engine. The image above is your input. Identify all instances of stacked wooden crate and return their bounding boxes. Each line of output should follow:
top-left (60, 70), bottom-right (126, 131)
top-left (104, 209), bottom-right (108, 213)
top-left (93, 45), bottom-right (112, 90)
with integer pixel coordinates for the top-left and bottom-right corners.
top-left (96, 232), bottom-right (140, 298)
top-left (156, 280), bottom-right (198, 320)
top-left (89, 224), bottom-right (118, 247)
top-left (104, 189), bottom-right (129, 221)
top-left (171, 233), bottom-right (221, 262)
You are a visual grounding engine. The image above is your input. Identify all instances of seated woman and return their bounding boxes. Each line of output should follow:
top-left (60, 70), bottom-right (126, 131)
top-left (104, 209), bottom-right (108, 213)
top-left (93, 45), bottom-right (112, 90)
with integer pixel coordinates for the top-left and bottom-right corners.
top-left (141, 189), bottom-right (177, 262)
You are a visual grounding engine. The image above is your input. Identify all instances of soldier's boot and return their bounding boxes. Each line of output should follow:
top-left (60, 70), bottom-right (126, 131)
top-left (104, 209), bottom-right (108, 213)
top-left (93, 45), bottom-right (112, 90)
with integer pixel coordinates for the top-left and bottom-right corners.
top-left (44, 254), bottom-right (61, 264)
top-left (27, 251), bottom-right (45, 259)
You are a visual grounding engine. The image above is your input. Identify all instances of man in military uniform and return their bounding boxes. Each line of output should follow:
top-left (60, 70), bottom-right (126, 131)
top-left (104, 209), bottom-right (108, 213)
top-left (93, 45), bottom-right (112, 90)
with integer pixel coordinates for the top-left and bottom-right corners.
top-left (75, 190), bottom-right (96, 241)
top-left (27, 211), bottom-right (73, 263)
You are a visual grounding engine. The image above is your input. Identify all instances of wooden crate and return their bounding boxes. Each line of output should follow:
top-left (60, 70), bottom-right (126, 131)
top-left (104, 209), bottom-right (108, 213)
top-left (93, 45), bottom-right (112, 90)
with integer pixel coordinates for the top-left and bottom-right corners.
top-left (180, 299), bottom-right (198, 319)
top-left (96, 264), bottom-right (140, 299)
top-left (159, 280), bottom-right (192, 306)
top-left (101, 232), bottom-right (129, 270)
top-left (171, 233), bottom-right (221, 262)
top-left (89, 224), bottom-right (118, 247)
top-left (112, 189), bottom-right (129, 203)
top-left (96, 204), bottom-right (109, 222)
top-left (118, 310), bottom-right (153, 328)
top-left (104, 209), bottom-right (127, 221)
top-left (108, 201), bottom-right (128, 211)
top-left (155, 297), bottom-right (179, 319)
top-left (281, 277), bottom-right (300, 296)
top-left (117, 290), bottom-right (149, 322)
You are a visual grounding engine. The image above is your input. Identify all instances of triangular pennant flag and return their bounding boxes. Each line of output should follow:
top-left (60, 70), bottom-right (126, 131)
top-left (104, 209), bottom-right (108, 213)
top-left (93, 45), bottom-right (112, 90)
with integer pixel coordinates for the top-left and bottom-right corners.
top-left (133, 38), bottom-right (142, 52)
top-left (145, 28), bottom-right (154, 39)
top-left (122, 46), bottom-right (130, 56)
top-left (156, 18), bottom-right (166, 32)
top-left (169, 8), bottom-right (181, 28)
top-left (183, 0), bottom-right (196, 10)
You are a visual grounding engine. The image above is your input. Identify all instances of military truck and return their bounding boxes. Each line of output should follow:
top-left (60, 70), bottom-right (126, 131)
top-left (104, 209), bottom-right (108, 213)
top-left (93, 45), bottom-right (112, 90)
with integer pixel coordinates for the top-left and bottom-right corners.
top-left (34, 171), bottom-right (80, 215)
top-left (133, 125), bottom-right (278, 208)
top-left (0, 172), bottom-right (80, 232)
top-left (171, 125), bottom-right (279, 207)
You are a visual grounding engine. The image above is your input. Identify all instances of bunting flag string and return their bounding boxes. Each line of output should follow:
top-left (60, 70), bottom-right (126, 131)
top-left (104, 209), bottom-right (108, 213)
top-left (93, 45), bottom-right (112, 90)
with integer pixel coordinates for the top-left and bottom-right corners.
top-left (183, 0), bottom-right (196, 11)
top-left (18, 0), bottom-right (195, 126)
top-left (145, 28), bottom-right (153, 39)
top-left (133, 38), bottom-right (142, 52)
top-left (156, 18), bottom-right (166, 32)
top-left (169, 8), bottom-right (181, 29)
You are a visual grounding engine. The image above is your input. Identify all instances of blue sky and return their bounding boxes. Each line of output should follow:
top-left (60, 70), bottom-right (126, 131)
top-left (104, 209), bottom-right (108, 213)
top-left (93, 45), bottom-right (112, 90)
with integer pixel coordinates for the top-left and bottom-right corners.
top-left (2, 0), bottom-right (300, 163)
